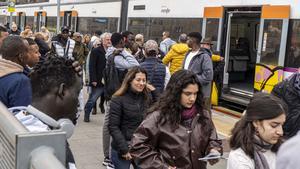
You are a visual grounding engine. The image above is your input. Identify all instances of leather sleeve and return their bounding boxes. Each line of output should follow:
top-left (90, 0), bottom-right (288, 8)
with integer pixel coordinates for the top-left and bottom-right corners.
top-left (130, 112), bottom-right (169, 169)
top-left (205, 115), bottom-right (223, 155)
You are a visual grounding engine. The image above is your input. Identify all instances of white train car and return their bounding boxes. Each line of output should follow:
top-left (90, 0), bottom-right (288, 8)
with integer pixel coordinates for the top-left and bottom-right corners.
top-left (1, 0), bottom-right (300, 106)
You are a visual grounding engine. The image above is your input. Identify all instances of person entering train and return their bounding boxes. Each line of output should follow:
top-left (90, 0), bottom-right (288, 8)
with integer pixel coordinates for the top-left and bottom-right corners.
top-left (183, 32), bottom-right (213, 113)
top-left (227, 92), bottom-right (287, 169)
top-left (51, 26), bottom-right (76, 60)
top-left (130, 69), bottom-right (222, 169)
top-left (162, 33), bottom-right (189, 74)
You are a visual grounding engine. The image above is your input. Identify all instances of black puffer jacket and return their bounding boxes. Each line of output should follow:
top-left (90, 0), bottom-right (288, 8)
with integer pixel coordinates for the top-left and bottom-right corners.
top-left (272, 74), bottom-right (300, 138)
top-left (108, 88), bottom-right (157, 155)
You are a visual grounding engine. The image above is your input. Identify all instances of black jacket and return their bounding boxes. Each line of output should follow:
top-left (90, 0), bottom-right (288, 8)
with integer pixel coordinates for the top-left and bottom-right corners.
top-left (89, 44), bottom-right (106, 87)
top-left (108, 88), bottom-right (157, 155)
top-left (272, 74), bottom-right (300, 138)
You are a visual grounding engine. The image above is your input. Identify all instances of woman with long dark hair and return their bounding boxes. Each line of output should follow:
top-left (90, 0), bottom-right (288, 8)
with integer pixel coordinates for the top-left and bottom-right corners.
top-left (130, 69), bottom-right (222, 169)
top-left (227, 92), bottom-right (287, 169)
top-left (108, 66), bottom-right (156, 169)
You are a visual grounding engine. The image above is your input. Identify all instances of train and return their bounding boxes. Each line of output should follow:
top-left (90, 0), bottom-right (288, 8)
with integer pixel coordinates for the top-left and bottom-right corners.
top-left (1, 0), bottom-right (300, 107)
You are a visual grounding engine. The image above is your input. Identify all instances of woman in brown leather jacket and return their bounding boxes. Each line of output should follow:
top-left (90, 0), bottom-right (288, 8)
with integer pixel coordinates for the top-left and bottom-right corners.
top-left (130, 69), bottom-right (222, 169)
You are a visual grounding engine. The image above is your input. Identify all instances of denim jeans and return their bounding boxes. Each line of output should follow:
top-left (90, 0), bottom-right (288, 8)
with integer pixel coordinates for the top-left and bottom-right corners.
top-left (84, 86), bottom-right (104, 118)
top-left (111, 148), bottom-right (140, 169)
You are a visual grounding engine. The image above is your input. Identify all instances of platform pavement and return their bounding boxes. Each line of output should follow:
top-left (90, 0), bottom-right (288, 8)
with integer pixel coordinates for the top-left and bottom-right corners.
top-left (69, 110), bottom-right (233, 169)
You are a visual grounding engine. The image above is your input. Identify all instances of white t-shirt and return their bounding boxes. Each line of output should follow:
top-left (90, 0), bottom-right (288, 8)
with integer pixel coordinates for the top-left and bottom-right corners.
top-left (227, 148), bottom-right (276, 169)
top-left (184, 50), bottom-right (198, 69)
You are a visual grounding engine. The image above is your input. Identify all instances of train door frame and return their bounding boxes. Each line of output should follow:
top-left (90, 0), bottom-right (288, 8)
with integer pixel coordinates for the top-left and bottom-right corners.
top-left (202, 7), bottom-right (224, 52)
top-left (60, 10), bottom-right (78, 32)
top-left (34, 11), bottom-right (47, 32)
top-left (222, 10), bottom-right (261, 97)
top-left (254, 5), bottom-right (290, 93)
top-left (16, 12), bottom-right (26, 31)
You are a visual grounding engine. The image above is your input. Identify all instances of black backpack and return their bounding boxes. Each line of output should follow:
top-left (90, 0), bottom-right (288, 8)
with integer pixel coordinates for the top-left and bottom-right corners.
top-left (103, 53), bottom-right (127, 100)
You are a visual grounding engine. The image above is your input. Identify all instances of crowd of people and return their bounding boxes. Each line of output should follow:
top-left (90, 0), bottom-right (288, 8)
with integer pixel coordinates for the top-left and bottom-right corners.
top-left (1, 22), bottom-right (300, 169)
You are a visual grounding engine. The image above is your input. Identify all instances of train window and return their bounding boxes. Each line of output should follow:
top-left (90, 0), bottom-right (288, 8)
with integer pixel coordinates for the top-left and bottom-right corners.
top-left (77, 17), bottom-right (118, 35)
top-left (260, 20), bottom-right (282, 65)
top-left (130, 18), bottom-right (201, 42)
top-left (16, 0), bottom-right (49, 4)
top-left (128, 18), bottom-right (149, 40)
top-left (205, 18), bottom-right (219, 51)
top-left (285, 20), bottom-right (300, 68)
top-left (47, 17), bottom-right (57, 32)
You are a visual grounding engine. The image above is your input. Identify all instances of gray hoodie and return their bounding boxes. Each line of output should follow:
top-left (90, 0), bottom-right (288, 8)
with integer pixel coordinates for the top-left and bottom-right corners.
top-left (106, 46), bottom-right (139, 70)
top-left (183, 49), bottom-right (213, 98)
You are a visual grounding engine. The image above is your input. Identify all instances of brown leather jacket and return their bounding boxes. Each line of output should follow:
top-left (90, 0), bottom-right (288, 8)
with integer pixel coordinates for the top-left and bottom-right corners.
top-left (130, 110), bottom-right (222, 169)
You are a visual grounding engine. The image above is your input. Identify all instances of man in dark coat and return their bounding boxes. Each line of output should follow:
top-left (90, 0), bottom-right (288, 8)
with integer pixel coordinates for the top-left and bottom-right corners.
top-left (272, 72), bottom-right (300, 138)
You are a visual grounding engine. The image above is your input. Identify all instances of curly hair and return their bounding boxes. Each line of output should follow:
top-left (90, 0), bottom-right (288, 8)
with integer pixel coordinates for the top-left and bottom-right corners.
top-left (29, 55), bottom-right (77, 99)
top-left (148, 69), bottom-right (204, 126)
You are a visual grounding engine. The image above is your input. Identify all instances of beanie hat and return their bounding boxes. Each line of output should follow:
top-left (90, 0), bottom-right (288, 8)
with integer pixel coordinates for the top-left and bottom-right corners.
top-left (245, 92), bottom-right (287, 121)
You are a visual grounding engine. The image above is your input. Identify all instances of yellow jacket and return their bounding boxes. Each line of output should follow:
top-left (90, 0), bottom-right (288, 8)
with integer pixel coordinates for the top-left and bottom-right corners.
top-left (162, 43), bottom-right (189, 74)
top-left (212, 54), bottom-right (222, 62)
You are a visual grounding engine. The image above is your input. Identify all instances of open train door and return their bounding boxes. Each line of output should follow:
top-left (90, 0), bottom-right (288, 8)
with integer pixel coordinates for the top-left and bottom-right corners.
top-left (16, 12), bottom-right (26, 31)
top-left (34, 11), bottom-right (46, 32)
top-left (60, 10), bottom-right (78, 32)
top-left (202, 7), bottom-right (224, 105)
top-left (255, 5), bottom-right (290, 93)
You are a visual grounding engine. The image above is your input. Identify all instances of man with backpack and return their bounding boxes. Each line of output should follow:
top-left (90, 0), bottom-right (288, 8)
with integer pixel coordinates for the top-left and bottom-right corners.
top-left (102, 32), bottom-right (139, 168)
top-left (104, 32), bottom-right (139, 99)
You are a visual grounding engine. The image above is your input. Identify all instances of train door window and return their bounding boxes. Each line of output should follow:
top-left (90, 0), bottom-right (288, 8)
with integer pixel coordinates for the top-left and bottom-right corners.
top-left (255, 5), bottom-right (290, 93)
top-left (17, 12), bottom-right (26, 31)
top-left (259, 20), bottom-right (282, 65)
top-left (285, 20), bottom-right (300, 68)
top-left (34, 11), bottom-right (46, 32)
top-left (202, 7), bottom-right (224, 52)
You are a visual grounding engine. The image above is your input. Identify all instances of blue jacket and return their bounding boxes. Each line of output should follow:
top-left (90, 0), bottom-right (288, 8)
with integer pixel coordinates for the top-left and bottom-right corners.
top-left (0, 59), bottom-right (32, 108)
top-left (140, 57), bottom-right (166, 92)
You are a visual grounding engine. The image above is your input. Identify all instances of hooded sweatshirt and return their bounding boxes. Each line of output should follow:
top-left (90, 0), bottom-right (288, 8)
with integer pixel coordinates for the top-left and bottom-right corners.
top-left (0, 58), bottom-right (32, 108)
top-left (162, 43), bottom-right (189, 74)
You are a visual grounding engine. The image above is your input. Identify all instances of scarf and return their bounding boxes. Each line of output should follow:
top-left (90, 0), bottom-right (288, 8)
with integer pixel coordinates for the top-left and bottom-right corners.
top-left (293, 73), bottom-right (300, 96)
top-left (253, 135), bottom-right (273, 169)
top-left (181, 105), bottom-right (197, 128)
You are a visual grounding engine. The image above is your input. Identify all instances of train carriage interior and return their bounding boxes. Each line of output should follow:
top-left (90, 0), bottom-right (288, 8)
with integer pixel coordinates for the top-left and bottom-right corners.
top-left (227, 13), bottom-right (260, 94)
